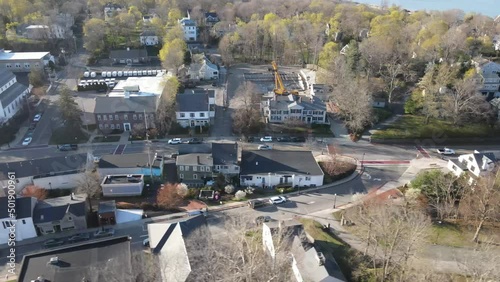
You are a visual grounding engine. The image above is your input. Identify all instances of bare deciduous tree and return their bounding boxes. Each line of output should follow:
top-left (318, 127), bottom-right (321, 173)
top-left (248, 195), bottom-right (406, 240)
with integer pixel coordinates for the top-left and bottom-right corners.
top-left (76, 170), bottom-right (101, 213)
top-left (231, 82), bottom-right (262, 137)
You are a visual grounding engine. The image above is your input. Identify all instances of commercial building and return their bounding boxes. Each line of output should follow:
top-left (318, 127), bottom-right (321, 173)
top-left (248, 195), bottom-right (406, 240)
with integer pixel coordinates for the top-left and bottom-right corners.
top-left (101, 174), bottom-right (145, 197)
top-left (0, 49), bottom-right (52, 72)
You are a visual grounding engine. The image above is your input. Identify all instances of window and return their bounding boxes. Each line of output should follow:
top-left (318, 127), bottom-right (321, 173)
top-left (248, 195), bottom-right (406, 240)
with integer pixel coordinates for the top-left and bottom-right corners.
top-left (124, 114), bottom-right (128, 120)
top-left (180, 113), bottom-right (185, 118)
top-left (193, 174), bottom-right (198, 179)
top-left (179, 174), bottom-right (184, 179)
top-left (190, 113), bottom-right (195, 118)
top-left (179, 166), bottom-right (184, 171)
top-left (68, 216), bottom-right (73, 221)
top-left (99, 124), bottom-right (103, 129)
top-left (22, 219), bottom-right (26, 224)
top-left (34, 63), bottom-right (39, 67)
top-left (115, 115), bottom-right (119, 120)
top-left (133, 114), bottom-right (137, 120)
top-left (110, 124), bottom-right (115, 129)
top-left (109, 115), bottom-right (113, 120)
top-left (199, 112), bottom-right (205, 117)
top-left (199, 166), bottom-right (204, 172)
top-left (15, 63), bottom-right (21, 68)
top-left (305, 177), bottom-right (311, 181)
top-left (116, 124), bottom-right (120, 129)
top-left (5, 64), bottom-right (11, 68)
top-left (103, 115), bottom-right (107, 120)
top-left (206, 166), bottom-right (211, 172)
top-left (184, 166), bottom-right (189, 171)
top-left (24, 63), bottom-right (30, 68)
top-left (104, 124), bottom-right (109, 129)
top-left (139, 114), bottom-right (143, 120)
top-left (193, 166), bottom-right (198, 172)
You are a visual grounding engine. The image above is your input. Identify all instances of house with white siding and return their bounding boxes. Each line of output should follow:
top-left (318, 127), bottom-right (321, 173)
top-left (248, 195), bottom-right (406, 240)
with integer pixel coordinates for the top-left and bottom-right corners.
top-left (0, 196), bottom-right (38, 244)
top-left (175, 89), bottom-right (215, 127)
top-left (0, 68), bottom-right (30, 123)
top-left (262, 94), bottom-right (327, 124)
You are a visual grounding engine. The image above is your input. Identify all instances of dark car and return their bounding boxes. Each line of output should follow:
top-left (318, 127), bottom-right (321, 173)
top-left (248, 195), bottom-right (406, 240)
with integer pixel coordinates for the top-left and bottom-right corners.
top-left (43, 239), bottom-right (65, 248)
top-left (291, 136), bottom-right (306, 142)
top-left (248, 199), bottom-right (265, 209)
top-left (29, 123), bottom-right (37, 130)
top-left (68, 233), bottom-right (90, 243)
top-left (58, 144), bottom-right (78, 151)
top-left (186, 138), bottom-right (203, 144)
top-left (246, 136), bottom-right (255, 143)
top-left (94, 228), bottom-right (115, 238)
top-left (277, 136), bottom-right (291, 142)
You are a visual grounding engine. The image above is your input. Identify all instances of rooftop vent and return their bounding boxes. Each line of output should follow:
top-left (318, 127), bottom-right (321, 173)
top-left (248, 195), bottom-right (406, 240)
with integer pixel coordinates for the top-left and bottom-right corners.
top-left (49, 257), bottom-right (59, 264)
top-left (316, 252), bottom-right (326, 266)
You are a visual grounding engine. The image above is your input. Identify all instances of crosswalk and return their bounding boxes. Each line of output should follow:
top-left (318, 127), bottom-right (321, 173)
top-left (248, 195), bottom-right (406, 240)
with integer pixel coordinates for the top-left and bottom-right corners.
top-left (113, 144), bottom-right (126, 155)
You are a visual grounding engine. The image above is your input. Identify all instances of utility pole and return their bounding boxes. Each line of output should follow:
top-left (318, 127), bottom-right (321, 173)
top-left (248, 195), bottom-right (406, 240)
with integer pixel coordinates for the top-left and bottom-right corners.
top-left (144, 109), bottom-right (153, 181)
top-left (333, 193), bottom-right (337, 209)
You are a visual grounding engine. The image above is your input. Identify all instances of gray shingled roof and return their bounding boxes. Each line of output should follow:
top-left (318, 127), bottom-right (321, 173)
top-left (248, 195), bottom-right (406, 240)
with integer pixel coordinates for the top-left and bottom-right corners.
top-left (93, 96), bottom-right (158, 114)
top-left (0, 196), bottom-right (34, 219)
top-left (0, 154), bottom-right (87, 179)
top-left (0, 82), bottom-right (28, 107)
top-left (110, 48), bottom-right (148, 59)
top-left (212, 143), bottom-right (238, 165)
top-left (176, 153), bottom-right (213, 166)
top-left (98, 153), bottom-right (161, 168)
top-left (176, 92), bottom-right (209, 112)
top-left (0, 68), bottom-right (16, 87)
top-left (33, 198), bottom-right (86, 224)
top-left (241, 150), bottom-right (324, 176)
top-left (18, 236), bottom-right (132, 282)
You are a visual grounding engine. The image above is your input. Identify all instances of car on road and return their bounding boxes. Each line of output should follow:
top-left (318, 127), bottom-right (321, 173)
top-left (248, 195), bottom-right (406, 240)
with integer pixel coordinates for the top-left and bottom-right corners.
top-left (58, 144), bottom-right (78, 151)
top-left (254, 216), bottom-right (272, 225)
top-left (22, 137), bottom-right (32, 146)
top-left (33, 114), bottom-right (42, 122)
top-left (246, 136), bottom-right (255, 142)
top-left (185, 138), bottom-right (203, 144)
top-left (168, 138), bottom-right (182, 145)
top-left (291, 136), bottom-right (306, 142)
top-left (269, 196), bottom-right (287, 205)
top-left (211, 82), bottom-right (217, 87)
top-left (43, 239), bottom-right (65, 248)
top-left (260, 136), bottom-right (273, 142)
top-left (94, 228), bottom-right (115, 238)
top-left (68, 233), bottom-right (90, 243)
top-left (437, 148), bottom-right (455, 155)
top-left (258, 144), bottom-right (272, 150)
top-left (277, 136), bottom-right (291, 142)
top-left (248, 199), bottom-right (265, 209)
top-left (26, 132), bottom-right (33, 138)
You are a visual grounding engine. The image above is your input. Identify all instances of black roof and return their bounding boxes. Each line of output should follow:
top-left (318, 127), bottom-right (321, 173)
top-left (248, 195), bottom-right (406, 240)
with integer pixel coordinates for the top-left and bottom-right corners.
top-left (0, 154), bottom-right (87, 179)
top-left (98, 200), bottom-right (116, 214)
top-left (240, 150), bottom-right (324, 176)
top-left (33, 195), bottom-right (87, 224)
top-left (176, 92), bottom-right (209, 112)
top-left (18, 236), bottom-right (132, 282)
top-left (0, 196), bottom-right (34, 219)
top-left (98, 153), bottom-right (161, 168)
top-left (177, 143), bottom-right (212, 155)
top-left (93, 96), bottom-right (158, 114)
top-left (0, 82), bottom-right (29, 107)
top-left (212, 143), bottom-right (238, 165)
top-left (110, 48), bottom-right (148, 59)
top-left (0, 68), bottom-right (16, 87)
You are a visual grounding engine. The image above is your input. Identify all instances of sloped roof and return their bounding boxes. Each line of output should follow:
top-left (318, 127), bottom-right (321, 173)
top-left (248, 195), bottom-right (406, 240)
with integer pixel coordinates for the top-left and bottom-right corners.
top-left (176, 92), bottom-right (209, 112)
top-left (176, 153), bottom-right (213, 166)
top-left (110, 49), bottom-right (148, 59)
top-left (0, 68), bottom-right (16, 87)
top-left (212, 143), bottom-right (238, 165)
top-left (241, 150), bottom-right (324, 176)
top-left (0, 154), bottom-right (87, 179)
top-left (0, 196), bottom-right (35, 219)
top-left (93, 96), bottom-right (158, 114)
top-left (0, 82), bottom-right (29, 107)
top-left (98, 153), bottom-right (161, 169)
top-left (33, 196), bottom-right (87, 224)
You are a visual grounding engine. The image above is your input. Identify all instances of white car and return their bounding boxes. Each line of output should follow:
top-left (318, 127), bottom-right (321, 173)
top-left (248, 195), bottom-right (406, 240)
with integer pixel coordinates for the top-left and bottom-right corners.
top-left (168, 138), bottom-right (182, 145)
top-left (33, 114), bottom-right (42, 122)
top-left (260, 136), bottom-right (273, 142)
top-left (269, 196), bottom-right (287, 205)
top-left (258, 145), bottom-right (272, 150)
top-left (436, 148), bottom-right (455, 155)
top-left (22, 137), bottom-right (32, 146)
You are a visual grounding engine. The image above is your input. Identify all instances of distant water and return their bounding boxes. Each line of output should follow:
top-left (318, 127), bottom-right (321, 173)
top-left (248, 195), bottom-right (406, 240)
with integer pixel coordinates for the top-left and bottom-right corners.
top-left (352, 0), bottom-right (499, 18)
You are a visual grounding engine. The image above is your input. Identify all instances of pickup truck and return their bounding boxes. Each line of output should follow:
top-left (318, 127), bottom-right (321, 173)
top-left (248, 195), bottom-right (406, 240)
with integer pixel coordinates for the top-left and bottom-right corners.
top-left (436, 148), bottom-right (455, 155)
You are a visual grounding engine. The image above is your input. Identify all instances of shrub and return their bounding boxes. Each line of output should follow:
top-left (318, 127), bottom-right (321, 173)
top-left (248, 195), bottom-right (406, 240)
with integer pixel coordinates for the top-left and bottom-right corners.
top-left (177, 183), bottom-right (188, 197)
top-left (235, 190), bottom-right (247, 200)
top-left (186, 188), bottom-right (201, 199)
top-left (224, 185), bottom-right (235, 194)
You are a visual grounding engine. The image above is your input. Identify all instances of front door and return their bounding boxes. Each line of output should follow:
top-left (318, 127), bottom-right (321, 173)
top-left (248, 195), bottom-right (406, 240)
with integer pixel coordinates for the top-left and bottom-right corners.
top-left (124, 123), bottom-right (131, 131)
top-left (307, 116), bottom-right (312, 123)
top-left (190, 120), bottom-right (195, 127)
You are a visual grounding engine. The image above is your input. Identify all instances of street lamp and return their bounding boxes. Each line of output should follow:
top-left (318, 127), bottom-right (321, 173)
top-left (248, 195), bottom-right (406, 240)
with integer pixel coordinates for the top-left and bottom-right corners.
top-left (333, 193), bottom-right (337, 209)
top-left (361, 153), bottom-right (366, 169)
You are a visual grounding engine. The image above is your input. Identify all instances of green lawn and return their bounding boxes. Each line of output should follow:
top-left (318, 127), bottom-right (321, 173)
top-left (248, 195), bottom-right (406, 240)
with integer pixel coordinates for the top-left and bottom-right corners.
top-left (92, 135), bottom-right (121, 143)
top-left (372, 115), bottom-right (500, 139)
top-left (429, 221), bottom-right (500, 248)
top-left (49, 126), bottom-right (89, 144)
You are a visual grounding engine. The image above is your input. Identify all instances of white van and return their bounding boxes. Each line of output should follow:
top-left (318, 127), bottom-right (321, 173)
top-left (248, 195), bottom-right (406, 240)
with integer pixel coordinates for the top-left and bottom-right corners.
top-left (117, 71), bottom-right (123, 77)
top-left (84, 71), bottom-right (90, 77)
top-left (111, 71), bottom-right (117, 77)
top-left (90, 72), bottom-right (96, 78)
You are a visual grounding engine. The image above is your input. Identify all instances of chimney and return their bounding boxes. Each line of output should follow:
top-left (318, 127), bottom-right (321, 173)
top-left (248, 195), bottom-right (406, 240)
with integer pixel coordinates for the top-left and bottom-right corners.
top-left (197, 155), bottom-right (200, 164)
top-left (70, 193), bottom-right (74, 200)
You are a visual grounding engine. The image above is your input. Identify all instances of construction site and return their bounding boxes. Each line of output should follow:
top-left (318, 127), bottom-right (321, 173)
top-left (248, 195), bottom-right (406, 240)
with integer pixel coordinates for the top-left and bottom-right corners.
top-left (242, 61), bottom-right (308, 95)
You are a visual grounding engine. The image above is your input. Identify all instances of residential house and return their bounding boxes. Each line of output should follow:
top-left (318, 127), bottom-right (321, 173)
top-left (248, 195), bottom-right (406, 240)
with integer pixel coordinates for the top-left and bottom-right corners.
top-left (204, 12), bottom-right (220, 27)
top-left (97, 153), bottom-right (164, 177)
top-left (175, 142), bottom-right (239, 186)
top-left (24, 25), bottom-right (51, 39)
top-left (18, 236), bottom-right (133, 282)
top-left (33, 193), bottom-right (88, 235)
top-left (98, 200), bottom-right (117, 225)
top-left (179, 17), bottom-right (197, 41)
top-left (148, 215), bottom-right (212, 282)
top-left (176, 153), bottom-right (213, 187)
top-left (262, 219), bottom-right (346, 282)
top-left (0, 196), bottom-right (38, 244)
top-left (210, 21), bottom-right (237, 38)
top-left (0, 49), bottom-right (53, 72)
top-left (139, 30), bottom-right (159, 46)
top-left (473, 59), bottom-right (500, 100)
top-left (0, 68), bottom-right (30, 122)
top-left (104, 2), bottom-right (123, 21)
top-left (448, 152), bottom-right (496, 179)
top-left (110, 48), bottom-right (149, 65)
top-left (188, 54), bottom-right (219, 80)
top-left (0, 154), bottom-right (88, 192)
top-left (240, 150), bottom-right (324, 188)
top-left (175, 89), bottom-right (215, 127)
top-left (24, 14), bottom-right (74, 40)
top-left (93, 95), bottom-right (158, 133)
top-left (101, 174), bottom-right (145, 197)
top-left (490, 98), bottom-right (500, 120)
top-left (262, 94), bottom-right (328, 124)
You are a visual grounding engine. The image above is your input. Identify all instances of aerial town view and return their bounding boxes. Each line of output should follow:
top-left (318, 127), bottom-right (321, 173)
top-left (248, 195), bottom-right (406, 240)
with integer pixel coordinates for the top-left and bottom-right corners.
top-left (0, 0), bottom-right (499, 281)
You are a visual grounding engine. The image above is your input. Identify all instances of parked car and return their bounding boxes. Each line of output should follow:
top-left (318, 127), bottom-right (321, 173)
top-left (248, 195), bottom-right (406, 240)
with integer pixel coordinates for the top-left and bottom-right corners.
top-left (277, 136), bottom-right (291, 142)
top-left (291, 136), bottom-right (306, 142)
top-left (33, 114), bottom-right (42, 122)
top-left (258, 145), bottom-right (272, 150)
top-left (260, 136), bottom-right (273, 142)
top-left (436, 148), bottom-right (455, 155)
top-left (168, 138), bottom-right (182, 145)
top-left (26, 132), bottom-right (33, 138)
top-left (246, 136), bottom-right (255, 143)
top-left (29, 123), bottom-right (37, 130)
top-left (68, 233), bottom-right (90, 243)
top-left (185, 138), bottom-right (203, 144)
top-left (248, 200), bottom-right (265, 209)
top-left (269, 196), bottom-right (287, 205)
top-left (255, 216), bottom-right (272, 225)
top-left (143, 238), bottom-right (150, 247)
top-left (58, 144), bottom-right (78, 151)
top-left (22, 137), bottom-right (32, 146)
top-left (211, 82), bottom-right (217, 87)
top-left (43, 239), bottom-right (65, 248)
top-left (94, 228), bottom-right (115, 238)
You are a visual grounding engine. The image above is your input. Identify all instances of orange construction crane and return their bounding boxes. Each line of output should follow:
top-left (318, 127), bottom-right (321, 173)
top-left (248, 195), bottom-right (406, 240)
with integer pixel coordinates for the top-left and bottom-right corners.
top-left (270, 61), bottom-right (298, 95)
